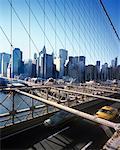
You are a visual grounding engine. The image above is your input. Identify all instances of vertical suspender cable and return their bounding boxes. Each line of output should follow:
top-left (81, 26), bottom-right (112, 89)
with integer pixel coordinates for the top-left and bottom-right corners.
top-left (71, 0), bottom-right (74, 56)
top-left (54, 0), bottom-right (56, 56)
top-left (64, 0), bottom-right (66, 50)
top-left (44, 0), bottom-right (45, 46)
top-left (10, 0), bottom-right (12, 49)
top-left (78, 0), bottom-right (80, 57)
top-left (29, 0), bottom-right (31, 59)
top-left (44, 0), bottom-right (46, 79)
top-left (10, 0), bottom-right (13, 78)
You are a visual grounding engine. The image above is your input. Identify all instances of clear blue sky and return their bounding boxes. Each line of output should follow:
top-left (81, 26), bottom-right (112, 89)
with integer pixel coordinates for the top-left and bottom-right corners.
top-left (103, 0), bottom-right (120, 36)
top-left (0, 0), bottom-right (120, 65)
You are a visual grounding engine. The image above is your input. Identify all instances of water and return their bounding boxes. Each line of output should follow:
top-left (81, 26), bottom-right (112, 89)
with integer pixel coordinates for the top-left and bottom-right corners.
top-left (0, 91), bottom-right (52, 127)
top-left (0, 92), bottom-right (44, 114)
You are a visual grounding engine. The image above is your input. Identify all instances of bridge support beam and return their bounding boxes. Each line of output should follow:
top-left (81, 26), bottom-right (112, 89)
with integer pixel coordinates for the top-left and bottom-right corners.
top-left (16, 89), bottom-right (120, 130)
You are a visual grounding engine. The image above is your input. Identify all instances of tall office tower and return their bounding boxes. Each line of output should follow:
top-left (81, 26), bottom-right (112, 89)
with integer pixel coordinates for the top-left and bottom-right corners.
top-left (94, 61), bottom-right (100, 81)
top-left (111, 57), bottom-right (118, 79)
top-left (116, 65), bottom-right (120, 80)
top-left (101, 63), bottom-right (108, 81)
top-left (11, 48), bottom-right (23, 77)
top-left (7, 58), bottom-right (11, 78)
top-left (0, 52), bottom-right (11, 77)
top-left (40, 46), bottom-right (53, 79)
top-left (111, 57), bottom-right (117, 68)
top-left (68, 56), bottom-right (79, 80)
top-left (85, 65), bottom-right (95, 81)
top-left (79, 56), bottom-right (86, 83)
top-left (67, 56), bottom-right (85, 83)
top-left (41, 54), bottom-right (53, 79)
top-left (54, 57), bottom-right (60, 73)
top-left (115, 57), bottom-right (118, 67)
top-left (40, 46), bottom-right (46, 78)
top-left (59, 49), bottom-right (68, 78)
top-left (24, 59), bottom-right (32, 77)
top-left (33, 53), bottom-right (37, 77)
top-left (111, 59), bottom-right (115, 68)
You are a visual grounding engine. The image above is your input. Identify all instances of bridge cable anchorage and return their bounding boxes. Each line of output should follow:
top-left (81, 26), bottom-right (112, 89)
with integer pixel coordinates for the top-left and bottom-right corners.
top-left (15, 89), bottom-right (119, 130)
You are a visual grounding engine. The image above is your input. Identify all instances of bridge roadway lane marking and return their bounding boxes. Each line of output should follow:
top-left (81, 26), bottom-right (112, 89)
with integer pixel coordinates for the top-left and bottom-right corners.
top-left (35, 125), bottom-right (93, 150)
top-left (81, 141), bottom-right (93, 150)
top-left (33, 126), bottom-right (70, 150)
top-left (43, 126), bottom-right (70, 140)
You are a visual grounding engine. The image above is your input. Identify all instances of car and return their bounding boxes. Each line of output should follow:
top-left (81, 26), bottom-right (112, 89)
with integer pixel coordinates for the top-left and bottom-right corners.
top-left (95, 106), bottom-right (118, 120)
top-left (44, 110), bottom-right (74, 127)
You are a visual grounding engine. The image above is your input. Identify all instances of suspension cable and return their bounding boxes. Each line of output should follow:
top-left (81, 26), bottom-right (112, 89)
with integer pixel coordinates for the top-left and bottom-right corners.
top-left (99, 0), bottom-right (120, 42)
top-left (7, 0), bottom-right (39, 53)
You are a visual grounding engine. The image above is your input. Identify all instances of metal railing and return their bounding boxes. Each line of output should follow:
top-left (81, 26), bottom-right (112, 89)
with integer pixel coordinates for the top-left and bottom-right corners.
top-left (0, 84), bottom-right (120, 128)
top-left (0, 90), bottom-right (58, 128)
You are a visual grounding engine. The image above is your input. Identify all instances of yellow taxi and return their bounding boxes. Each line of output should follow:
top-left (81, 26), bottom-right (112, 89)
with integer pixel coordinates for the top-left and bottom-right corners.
top-left (96, 106), bottom-right (118, 120)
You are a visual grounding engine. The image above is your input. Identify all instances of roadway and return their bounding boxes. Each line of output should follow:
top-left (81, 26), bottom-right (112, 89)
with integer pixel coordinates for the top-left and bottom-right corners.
top-left (2, 95), bottom-right (120, 150)
top-left (1, 119), bottom-right (110, 150)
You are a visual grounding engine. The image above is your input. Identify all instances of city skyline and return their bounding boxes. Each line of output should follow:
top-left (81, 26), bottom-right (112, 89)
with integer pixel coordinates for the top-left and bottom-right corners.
top-left (0, 0), bottom-right (120, 65)
top-left (0, 47), bottom-right (119, 84)
top-left (0, 46), bottom-right (119, 67)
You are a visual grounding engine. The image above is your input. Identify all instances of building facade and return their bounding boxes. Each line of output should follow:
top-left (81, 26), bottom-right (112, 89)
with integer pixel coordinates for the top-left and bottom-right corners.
top-left (101, 63), bottom-right (108, 81)
top-left (0, 53), bottom-right (11, 77)
top-left (94, 61), bottom-right (100, 81)
top-left (79, 56), bottom-right (85, 83)
top-left (59, 49), bottom-right (68, 78)
top-left (85, 65), bottom-right (95, 81)
top-left (11, 48), bottom-right (23, 77)
top-left (41, 53), bottom-right (53, 79)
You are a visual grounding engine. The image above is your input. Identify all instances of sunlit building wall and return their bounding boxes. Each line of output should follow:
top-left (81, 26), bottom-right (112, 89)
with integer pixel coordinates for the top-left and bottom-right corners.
top-left (1, 52), bottom-right (11, 77)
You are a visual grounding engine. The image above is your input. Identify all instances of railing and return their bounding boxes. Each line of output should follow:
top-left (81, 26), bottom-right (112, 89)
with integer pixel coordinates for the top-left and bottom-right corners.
top-left (0, 87), bottom-right (96, 128)
top-left (0, 84), bottom-right (119, 128)
top-left (0, 90), bottom-right (59, 128)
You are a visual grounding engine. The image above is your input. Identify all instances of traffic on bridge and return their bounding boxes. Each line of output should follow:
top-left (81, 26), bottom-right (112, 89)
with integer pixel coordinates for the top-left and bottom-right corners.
top-left (0, 0), bottom-right (120, 149)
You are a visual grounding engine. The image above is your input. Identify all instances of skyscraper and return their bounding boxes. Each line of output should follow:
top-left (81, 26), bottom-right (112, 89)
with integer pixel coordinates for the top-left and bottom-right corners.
top-left (67, 56), bottom-right (80, 81)
top-left (33, 53), bottom-right (37, 77)
top-left (79, 56), bottom-right (86, 83)
top-left (1, 52), bottom-right (11, 77)
top-left (94, 61), bottom-right (100, 81)
top-left (67, 56), bottom-right (85, 83)
top-left (59, 49), bottom-right (68, 78)
top-left (115, 57), bottom-right (118, 67)
top-left (24, 59), bottom-right (32, 77)
top-left (85, 65), bottom-right (95, 81)
top-left (111, 57), bottom-right (117, 68)
top-left (101, 63), bottom-right (108, 81)
top-left (40, 50), bottom-right (53, 79)
top-left (11, 48), bottom-right (23, 77)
